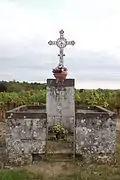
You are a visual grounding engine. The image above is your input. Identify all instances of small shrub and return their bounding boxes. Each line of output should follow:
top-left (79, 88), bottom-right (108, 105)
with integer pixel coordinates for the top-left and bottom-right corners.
top-left (52, 123), bottom-right (68, 140)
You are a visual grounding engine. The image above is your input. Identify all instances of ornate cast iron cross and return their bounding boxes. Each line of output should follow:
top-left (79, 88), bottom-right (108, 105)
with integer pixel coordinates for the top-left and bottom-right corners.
top-left (48, 29), bottom-right (75, 67)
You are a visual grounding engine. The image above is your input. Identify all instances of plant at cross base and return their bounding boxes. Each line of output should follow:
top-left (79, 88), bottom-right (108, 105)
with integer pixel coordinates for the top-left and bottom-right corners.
top-left (52, 123), bottom-right (68, 140)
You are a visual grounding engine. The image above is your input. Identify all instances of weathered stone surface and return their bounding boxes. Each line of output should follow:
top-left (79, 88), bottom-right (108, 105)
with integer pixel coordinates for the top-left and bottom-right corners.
top-left (46, 79), bottom-right (75, 132)
top-left (2, 96), bottom-right (116, 165)
top-left (6, 139), bottom-right (46, 165)
top-left (47, 79), bottom-right (74, 87)
top-left (5, 107), bottom-right (47, 165)
top-left (76, 107), bottom-right (116, 163)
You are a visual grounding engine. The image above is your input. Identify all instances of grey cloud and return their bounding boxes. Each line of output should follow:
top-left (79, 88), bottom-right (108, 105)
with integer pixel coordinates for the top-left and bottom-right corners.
top-left (0, 40), bottom-right (120, 83)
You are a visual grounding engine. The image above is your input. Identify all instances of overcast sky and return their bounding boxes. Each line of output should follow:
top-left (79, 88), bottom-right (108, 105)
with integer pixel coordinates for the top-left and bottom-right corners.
top-left (0, 0), bottom-right (120, 89)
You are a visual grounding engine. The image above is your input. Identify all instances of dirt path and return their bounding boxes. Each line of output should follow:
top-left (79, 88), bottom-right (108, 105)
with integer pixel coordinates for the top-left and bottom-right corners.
top-left (116, 118), bottom-right (120, 131)
top-left (117, 122), bottom-right (120, 131)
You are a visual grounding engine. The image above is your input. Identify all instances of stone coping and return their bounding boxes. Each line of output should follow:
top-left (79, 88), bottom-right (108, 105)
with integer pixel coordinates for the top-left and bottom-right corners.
top-left (76, 105), bottom-right (116, 117)
top-left (5, 105), bottom-right (46, 119)
top-left (5, 105), bottom-right (116, 119)
top-left (47, 79), bottom-right (75, 87)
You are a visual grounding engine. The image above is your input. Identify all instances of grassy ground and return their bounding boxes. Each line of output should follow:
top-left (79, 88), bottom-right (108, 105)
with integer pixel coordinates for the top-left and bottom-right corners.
top-left (0, 122), bottom-right (120, 180)
top-left (1, 159), bottom-right (120, 180)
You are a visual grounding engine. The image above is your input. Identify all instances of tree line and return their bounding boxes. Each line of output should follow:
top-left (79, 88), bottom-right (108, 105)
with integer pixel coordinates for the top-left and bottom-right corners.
top-left (0, 81), bottom-right (46, 92)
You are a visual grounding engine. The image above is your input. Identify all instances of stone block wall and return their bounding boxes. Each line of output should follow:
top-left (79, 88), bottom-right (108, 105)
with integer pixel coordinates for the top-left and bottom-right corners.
top-left (0, 104), bottom-right (116, 165)
top-left (46, 79), bottom-right (75, 132)
top-left (75, 106), bottom-right (116, 163)
top-left (5, 106), bottom-right (47, 165)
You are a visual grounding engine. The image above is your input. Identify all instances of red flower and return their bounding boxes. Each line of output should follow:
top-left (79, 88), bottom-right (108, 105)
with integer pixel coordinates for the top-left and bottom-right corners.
top-left (56, 66), bottom-right (60, 70)
top-left (63, 67), bottom-right (67, 71)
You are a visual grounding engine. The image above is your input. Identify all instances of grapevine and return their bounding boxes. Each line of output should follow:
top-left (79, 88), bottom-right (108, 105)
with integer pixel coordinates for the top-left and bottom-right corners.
top-left (0, 89), bottom-right (119, 114)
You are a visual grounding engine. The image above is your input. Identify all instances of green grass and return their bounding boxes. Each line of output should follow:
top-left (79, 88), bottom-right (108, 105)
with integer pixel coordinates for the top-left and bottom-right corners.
top-left (0, 132), bottom-right (120, 180)
top-left (1, 165), bottom-right (120, 180)
top-left (0, 169), bottom-right (35, 180)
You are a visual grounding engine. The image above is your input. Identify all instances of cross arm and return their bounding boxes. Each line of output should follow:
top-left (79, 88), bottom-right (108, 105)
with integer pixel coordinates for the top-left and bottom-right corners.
top-left (67, 41), bottom-right (75, 46)
top-left (48, 40), bottom-right (57, 45)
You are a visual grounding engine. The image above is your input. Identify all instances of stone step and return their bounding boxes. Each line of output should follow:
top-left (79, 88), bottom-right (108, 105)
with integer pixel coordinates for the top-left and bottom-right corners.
top-left (32, 151), bottom-right (75, 162)
top-left (46, 151), bottom-right (74, 160)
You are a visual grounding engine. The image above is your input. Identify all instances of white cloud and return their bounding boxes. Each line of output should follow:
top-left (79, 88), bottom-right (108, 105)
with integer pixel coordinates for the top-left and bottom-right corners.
top-left (0, 0), bottom-right (120, 88)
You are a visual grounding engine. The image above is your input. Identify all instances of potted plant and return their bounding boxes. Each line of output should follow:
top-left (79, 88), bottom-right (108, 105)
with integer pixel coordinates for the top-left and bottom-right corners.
top-left (52, 65), bottom-right (68, 80)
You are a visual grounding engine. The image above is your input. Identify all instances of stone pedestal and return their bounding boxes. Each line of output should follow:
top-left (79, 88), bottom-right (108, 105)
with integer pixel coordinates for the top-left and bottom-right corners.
top-left (46, 79), bottom-right (75, 132)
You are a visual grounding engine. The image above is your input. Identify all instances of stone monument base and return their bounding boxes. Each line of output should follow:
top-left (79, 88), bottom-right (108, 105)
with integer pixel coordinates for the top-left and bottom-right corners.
top-left (46, 79), bottom-right (75, 132)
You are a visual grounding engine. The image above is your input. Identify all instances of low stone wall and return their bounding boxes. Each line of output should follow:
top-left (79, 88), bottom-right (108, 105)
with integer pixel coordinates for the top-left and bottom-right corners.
top-left (0, 105), bottom-right (116, 165)
top-left (5, 106), bottom-right (47, 165)
top-left (75, 106), bottom-right (116, 163)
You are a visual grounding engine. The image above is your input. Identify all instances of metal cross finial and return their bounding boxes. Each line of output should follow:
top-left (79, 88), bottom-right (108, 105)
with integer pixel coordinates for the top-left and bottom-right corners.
top-left (48, 29), bottom-right (75, 67)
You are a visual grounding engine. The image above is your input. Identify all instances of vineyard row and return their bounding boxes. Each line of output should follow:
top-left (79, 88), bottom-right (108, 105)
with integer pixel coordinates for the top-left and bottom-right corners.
top-left (0, 89), bottom-right (119, 112)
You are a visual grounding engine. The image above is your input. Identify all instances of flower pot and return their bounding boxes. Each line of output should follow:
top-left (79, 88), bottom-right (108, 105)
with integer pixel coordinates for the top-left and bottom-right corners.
top-left (53, 71), bottom-right (67, 80)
